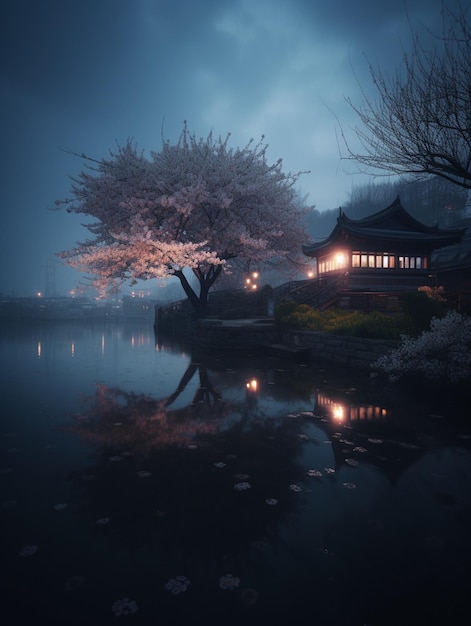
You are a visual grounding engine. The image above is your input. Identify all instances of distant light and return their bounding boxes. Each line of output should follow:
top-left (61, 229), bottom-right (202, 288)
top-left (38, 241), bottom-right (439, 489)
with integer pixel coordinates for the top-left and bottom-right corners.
top-left (246, 378), bottom-right (258, 392)
top-left (37, 291), bottom-right (42, 298)
top-left (307, 271), bottom-right (314, 278)
top-left (252, 284), bottom-right (257, 290)
top-left (252, 271), bottom-right (259, 279)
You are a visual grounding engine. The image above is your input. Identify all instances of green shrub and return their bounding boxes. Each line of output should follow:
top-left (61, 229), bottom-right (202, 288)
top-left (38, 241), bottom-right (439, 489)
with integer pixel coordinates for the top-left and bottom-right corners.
top-left (400, 291), bottom-right (447, 336)
top-left (275, 289), bottom-right (455, 340)
top-left (275, 303), bottom-right (404, 339)
top-left (274, 300), bottom-right (298, 325)
top-left (324, 310), bottom-right (403, 339)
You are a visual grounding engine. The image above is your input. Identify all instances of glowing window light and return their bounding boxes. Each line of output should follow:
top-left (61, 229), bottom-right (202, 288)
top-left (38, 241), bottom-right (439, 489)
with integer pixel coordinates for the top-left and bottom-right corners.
top-left (332, 403), bottom-right (345, 422)
top-left (335, 252), bottom-right (346, 268)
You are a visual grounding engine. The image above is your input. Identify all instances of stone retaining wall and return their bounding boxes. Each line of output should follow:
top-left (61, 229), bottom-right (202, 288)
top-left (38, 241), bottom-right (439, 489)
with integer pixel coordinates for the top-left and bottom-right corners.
top-left (188, 319), bottom-right (400, 370)
top-left (282, 329), bottom-right (399, 371)
top-left (192, 320), bottom-right (279, 351)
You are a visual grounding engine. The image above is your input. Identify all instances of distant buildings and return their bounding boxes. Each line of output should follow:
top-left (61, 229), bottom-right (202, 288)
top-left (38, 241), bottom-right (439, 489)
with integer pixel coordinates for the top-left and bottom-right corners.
top-left (0, 294), bottom-right (158, 321)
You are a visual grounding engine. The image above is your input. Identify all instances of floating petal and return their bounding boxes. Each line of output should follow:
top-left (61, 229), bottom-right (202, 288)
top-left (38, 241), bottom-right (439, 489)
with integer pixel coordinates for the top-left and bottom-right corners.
top-left (2, 500), bottom-right (18, 509)
top-left (64, 575), bottom-right (85, 591)
top-left (345, 458), bottom-right (359, 467)
top-left (137, 470), bottom-right (152, 478)
top-left (241, 588), bottom-right (259, 606)
top-left (165, 576), bottom-right (191, 594)
top-left (219, 574), bottom-right (240, 590)
top-left (234, 482), bottom-right (251, 491)
top-left (112, 598), bottom-right (138, 616)
top-left (19, 545), bottom-right (38, 557)
top-left (81, 474), bottom-right (96, 481)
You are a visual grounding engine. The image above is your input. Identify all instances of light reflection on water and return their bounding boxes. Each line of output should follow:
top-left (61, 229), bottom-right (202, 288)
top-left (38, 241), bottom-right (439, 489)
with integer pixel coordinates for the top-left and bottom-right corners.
top-left (1, 320), bottom-right (471, 625)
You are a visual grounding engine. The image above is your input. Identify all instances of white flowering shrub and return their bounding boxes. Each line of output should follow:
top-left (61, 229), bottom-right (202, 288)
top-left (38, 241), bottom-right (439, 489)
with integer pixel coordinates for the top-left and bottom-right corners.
top-left (372, 310), bottom-right (471, 384)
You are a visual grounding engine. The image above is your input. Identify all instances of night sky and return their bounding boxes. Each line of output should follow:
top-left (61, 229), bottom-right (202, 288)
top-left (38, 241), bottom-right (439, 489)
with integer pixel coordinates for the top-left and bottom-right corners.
top-left (0, 0), bottom-right (449, 296)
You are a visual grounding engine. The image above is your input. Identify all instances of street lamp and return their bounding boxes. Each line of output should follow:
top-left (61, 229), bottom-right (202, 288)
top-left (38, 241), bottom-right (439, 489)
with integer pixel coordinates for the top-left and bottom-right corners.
top-left (246, 378), bottom-right (258, 392)
top-left (245, 271), bottom-right (260, 290)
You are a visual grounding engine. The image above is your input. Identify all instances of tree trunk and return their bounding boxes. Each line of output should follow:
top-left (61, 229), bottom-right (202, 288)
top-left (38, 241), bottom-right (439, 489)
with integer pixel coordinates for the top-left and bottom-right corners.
top-left (174, 266), bottom-right (222, 318)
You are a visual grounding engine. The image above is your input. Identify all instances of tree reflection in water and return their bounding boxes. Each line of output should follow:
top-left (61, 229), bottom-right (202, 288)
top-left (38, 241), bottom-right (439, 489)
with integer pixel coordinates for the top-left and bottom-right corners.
top-left (66, 357), bottom-right (311, 567)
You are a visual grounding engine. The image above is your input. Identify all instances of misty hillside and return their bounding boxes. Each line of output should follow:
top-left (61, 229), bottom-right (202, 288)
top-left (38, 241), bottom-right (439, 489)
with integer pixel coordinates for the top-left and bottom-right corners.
top-left (305, 176), bottom-right (470, 241)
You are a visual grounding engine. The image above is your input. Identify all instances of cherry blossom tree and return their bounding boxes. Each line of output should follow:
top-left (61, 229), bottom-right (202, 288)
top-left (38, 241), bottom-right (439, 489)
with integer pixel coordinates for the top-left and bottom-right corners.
top-left (56, 123), bottom-right (310, 316)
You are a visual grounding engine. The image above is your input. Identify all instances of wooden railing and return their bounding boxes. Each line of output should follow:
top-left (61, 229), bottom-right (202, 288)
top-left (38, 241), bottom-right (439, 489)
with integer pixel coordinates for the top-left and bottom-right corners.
top-left (156, 273), bottom-right (351, 322)
top-left (274, 272), bottom-right (350, 309)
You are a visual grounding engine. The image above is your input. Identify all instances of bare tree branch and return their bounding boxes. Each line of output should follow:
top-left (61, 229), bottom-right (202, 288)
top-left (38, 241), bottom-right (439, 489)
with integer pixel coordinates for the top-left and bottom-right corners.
top-left (341, 1), bottom-right (471, 190)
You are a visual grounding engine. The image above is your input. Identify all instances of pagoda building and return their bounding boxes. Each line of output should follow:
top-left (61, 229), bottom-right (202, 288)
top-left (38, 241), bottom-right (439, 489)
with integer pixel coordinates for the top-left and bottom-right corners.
top-left (300, 197), bottom-right (466, 309)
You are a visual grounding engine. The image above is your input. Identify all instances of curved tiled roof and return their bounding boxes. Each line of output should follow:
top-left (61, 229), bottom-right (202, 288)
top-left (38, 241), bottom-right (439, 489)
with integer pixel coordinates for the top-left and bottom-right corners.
top-left (303, 196), bottom-right (466, 256)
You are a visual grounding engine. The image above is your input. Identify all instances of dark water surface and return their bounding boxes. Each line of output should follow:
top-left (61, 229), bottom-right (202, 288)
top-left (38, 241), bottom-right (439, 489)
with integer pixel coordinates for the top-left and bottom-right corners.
top-left (1, 320), bottom-right (470, 625)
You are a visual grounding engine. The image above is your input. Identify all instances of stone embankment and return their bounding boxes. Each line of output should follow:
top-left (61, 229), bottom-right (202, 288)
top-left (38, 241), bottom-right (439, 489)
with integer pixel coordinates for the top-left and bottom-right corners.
top-left (281, 329), bottom-right (399, 371)
top-left (192, 318), bottom-right (399, 371)
top-left (193, 318), bottom-right (280, 351)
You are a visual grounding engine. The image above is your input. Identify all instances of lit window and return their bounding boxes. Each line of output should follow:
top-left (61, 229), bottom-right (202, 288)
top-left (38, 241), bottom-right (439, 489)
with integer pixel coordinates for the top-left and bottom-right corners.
top-left (335, 252), bottom-right (346, 267)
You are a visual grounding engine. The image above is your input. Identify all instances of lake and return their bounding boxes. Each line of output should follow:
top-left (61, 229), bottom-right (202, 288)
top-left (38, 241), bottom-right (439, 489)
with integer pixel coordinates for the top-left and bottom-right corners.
top-left (1, 320), bottom-right (471, 625)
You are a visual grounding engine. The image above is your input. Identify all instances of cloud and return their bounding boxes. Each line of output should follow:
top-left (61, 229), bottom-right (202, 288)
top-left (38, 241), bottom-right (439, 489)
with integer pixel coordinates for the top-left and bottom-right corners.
top-left (0, 0), bottom-right (450, 295)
